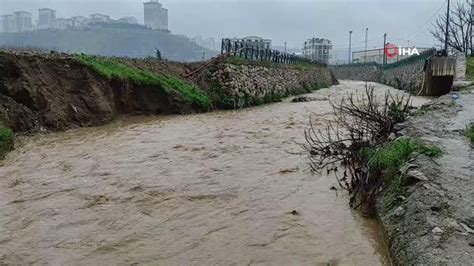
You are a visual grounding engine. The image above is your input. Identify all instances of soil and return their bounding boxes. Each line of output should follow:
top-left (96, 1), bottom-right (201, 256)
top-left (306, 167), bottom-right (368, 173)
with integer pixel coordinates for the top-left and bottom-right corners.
top-left (0, 51), bottom-right (205, 133)
top-left (378, 89), bottom-right (474, 264)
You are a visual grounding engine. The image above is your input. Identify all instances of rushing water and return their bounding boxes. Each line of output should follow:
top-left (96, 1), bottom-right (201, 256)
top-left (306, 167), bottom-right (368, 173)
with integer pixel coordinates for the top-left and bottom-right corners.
top-left (0, 81), bottom-right (430, 265)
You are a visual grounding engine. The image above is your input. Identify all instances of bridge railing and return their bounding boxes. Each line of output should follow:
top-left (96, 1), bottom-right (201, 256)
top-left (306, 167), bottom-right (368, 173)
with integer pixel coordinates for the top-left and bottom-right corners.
top-left (220, 38), bottom-right (327, 67)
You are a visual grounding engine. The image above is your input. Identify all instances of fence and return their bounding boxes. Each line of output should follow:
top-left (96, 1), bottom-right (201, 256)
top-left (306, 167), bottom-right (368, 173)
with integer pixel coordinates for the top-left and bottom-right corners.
top-left (220, 38), bottom-right (326, 66)
top-left (331, 48), bottom-right (437, 70)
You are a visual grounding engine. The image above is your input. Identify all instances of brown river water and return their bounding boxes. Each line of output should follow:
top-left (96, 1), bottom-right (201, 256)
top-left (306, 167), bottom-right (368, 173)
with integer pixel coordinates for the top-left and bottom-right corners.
top-left (0, 81), bottom-right (430, 265)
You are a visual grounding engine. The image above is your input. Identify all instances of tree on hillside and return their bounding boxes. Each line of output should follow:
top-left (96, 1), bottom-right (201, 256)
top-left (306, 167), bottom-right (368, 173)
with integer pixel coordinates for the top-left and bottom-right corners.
top-left (431, 0), bottom-right (473, 55)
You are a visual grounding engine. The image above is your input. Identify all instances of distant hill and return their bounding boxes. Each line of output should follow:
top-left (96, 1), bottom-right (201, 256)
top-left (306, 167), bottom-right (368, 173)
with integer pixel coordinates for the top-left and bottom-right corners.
top-left (0, 24), bottom-right (218, 62)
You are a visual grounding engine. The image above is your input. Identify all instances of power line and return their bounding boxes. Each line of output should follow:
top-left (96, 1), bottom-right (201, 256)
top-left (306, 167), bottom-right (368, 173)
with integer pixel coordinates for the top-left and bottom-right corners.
top-left (391, 0), bottom-right (447, 42)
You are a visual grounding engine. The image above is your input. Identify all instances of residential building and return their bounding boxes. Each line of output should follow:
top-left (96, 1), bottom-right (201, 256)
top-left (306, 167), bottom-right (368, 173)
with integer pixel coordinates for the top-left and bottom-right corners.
top-left (71, 16), bottom-right (88, 28)
top-left (1, 15), bottom-right (17, 32)
top-left (14, 11), bottom-right (33, 32)
top-left (89, 13), bottom-right (110, 24)
top-left (352, 47), bottom-right (432, 64)
top-left (53, 18), bottom-right (74, 30)
top-left (143, 0), bottom-right (168, 31)
top-left (228, 36), bottom-right (272, 49)
top-left (38, 8), bottom-right (56, 29)
top-left (302, 38), bottom-right (332, 64)
top-left (118, 16), bottom-right (138, 24)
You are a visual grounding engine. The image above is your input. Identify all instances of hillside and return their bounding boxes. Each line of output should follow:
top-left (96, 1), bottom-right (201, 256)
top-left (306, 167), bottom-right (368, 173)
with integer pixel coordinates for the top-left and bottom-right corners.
top-left (0, 24), bottom-right (217, 62)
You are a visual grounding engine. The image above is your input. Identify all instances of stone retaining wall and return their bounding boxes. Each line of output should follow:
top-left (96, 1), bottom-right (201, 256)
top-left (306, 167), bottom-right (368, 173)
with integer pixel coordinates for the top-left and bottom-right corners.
top-left (208, 62), bottom-right (337, 108)
top-left (331, 61), bottom-right (425, 94)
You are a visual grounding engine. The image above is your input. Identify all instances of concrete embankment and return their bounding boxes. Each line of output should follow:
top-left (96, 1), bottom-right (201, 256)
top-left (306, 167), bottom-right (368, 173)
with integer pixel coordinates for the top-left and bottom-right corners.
top-left (0, 51), bottom-right (336, 133)
top-left (378, 91), bottom-right (474, 264)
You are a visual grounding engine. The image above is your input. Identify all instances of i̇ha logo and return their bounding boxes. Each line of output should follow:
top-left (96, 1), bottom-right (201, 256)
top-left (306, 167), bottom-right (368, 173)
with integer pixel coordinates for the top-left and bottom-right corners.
top-left (384, 43), bottom-right (420, 59)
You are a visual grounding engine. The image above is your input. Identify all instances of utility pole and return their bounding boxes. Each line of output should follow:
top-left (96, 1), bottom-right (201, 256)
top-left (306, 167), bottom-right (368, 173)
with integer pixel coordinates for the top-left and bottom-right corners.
top-left (284, 41), bottom-right (287, 53)
top-left (444, 0), bottom-right (451, 56)
top-left (348, 30), bottom-right (353, 64)
top-left (407, 40), bottom-right (410, 48)
top-left (383, 33), bottom-right (387, 65)
top-left (364, 28), bottom-right (368, 63)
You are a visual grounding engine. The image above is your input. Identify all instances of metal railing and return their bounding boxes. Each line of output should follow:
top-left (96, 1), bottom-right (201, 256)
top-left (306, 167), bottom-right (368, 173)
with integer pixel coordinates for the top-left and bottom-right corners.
top-left (220, 38), bottom-right (326, 66)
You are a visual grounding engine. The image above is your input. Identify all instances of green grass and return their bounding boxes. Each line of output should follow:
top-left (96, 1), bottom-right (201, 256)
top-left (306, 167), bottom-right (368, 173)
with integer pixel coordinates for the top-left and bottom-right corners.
top-left (362, 137), bottom-right (443, 212)
top-left (74, 54), bottom-right (211, 109)
top-left (467, 56), bottom-right (474, 81)
top-left (0, 126), bottom-right (14, 160)
top-left (366, 138), bottom-right (443, 176)
top-left (465, 123), bottom-right (474, 144)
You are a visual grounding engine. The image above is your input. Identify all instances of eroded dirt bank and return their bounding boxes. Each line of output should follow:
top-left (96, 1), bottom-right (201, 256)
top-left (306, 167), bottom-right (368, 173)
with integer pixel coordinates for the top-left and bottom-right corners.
top-left (0, 81), bottom-right (428, 265)
top-left (378, 90), bottom-right (474, 264)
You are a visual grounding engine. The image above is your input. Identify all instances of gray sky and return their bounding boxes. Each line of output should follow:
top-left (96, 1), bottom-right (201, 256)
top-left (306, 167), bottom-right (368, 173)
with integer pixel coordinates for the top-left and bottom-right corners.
top-left (0, 0), bottom-right (446, 52)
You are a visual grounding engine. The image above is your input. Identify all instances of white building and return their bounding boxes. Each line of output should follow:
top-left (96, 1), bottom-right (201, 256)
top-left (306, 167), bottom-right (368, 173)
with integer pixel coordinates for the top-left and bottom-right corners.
top-left (14, 11), bottom-right (33, 32)
top-left (71, 16), bottom-right (89, 28)
top-left (302, 38), bottom-right (332, 64)
top-left (143, 0), bottom-right (168, 31)
top-left (89, 13), bottom-right (110, 24)
top-left (228, 36), bottom-right (272, 49)
top-left (38, 8), bottom-right (56, 29)
top-left (118, 16), bottom-right (138, 24)
top-left (1, 15), bottom-right (17, 32)
top-left (53, 18), bottom-right (74, 30)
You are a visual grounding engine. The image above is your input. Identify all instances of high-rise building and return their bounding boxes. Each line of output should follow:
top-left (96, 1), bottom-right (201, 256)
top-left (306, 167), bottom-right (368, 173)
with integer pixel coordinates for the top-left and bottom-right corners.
top-left (143, 0), bottom-right (168, 31)
top-left (38, 8), bottom-right (56, 29)
top-left (302, 38), bottom-right (332, 64)
top-left (14, 11), bottom-right (33, 32)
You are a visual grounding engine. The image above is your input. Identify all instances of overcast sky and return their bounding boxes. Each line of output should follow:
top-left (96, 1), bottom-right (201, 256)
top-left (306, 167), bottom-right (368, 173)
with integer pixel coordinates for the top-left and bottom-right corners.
top-left (1, 0), bottom-right (447, 52)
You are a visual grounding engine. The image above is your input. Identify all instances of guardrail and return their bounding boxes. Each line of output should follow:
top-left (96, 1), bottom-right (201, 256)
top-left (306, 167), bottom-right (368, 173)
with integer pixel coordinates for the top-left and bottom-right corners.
top-left (220, 38), bottom-right (326, 66)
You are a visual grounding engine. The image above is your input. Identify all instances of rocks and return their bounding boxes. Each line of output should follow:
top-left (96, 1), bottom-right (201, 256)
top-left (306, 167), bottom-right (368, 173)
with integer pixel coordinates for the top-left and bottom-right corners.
top-left (406, 170), bottom-right (429, 182)
top-left (212, 62), bottom-right (335, 108)
top-left (432, 227), bottom-right (444, 234)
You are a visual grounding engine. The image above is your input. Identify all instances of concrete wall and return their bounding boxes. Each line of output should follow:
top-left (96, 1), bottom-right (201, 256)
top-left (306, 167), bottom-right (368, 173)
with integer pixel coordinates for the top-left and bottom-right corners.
top-left (208, 62), bottom-right (337, 108)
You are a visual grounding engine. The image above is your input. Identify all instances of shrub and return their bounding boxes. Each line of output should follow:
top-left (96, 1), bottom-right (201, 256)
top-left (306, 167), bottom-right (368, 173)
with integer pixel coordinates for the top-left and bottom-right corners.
top-left (0, 126), bottom-right (14, 159)
top-left (74, 54), bottom-right (211, 109)
top-left (466, 123), bottom-right (474, 144)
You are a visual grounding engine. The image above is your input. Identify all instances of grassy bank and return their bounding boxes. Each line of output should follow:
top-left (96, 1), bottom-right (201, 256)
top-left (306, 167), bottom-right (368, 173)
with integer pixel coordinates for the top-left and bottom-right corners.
top-left (466, 123), bottom-right (474, 144)
top-left (0, 126), bottom-right (14, 159)
top-left (74, 54), bottom-right (211, 109)
top-left (364, 138), bottom-right (443, 211)
top-left (467, 56), bottom-right (474, 81)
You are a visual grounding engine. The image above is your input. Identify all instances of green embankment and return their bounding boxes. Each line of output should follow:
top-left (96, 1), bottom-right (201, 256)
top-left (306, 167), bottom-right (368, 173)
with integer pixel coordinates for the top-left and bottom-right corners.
top-left (0, 126), bottom-right (14, 160)
top-left (467, 57), bottom-right (474, 81)
top-left (74, 54), bottom-right (211, 109)
top-left (364, 138), bottom-right (443, 210)
top-left (465, 123), bottom-right (474, 144)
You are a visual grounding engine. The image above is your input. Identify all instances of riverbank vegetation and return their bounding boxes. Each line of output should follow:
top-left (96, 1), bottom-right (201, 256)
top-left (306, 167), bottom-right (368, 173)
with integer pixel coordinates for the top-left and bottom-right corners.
top-left (303, 84), bottom-right (442, 215)
top-left (74, 54), bottom-right (211, 109)
top-left (467, 56), bottom-right (474, 81)
top-left (0, 126), bottom-right (14, 159)
top-left (466, 123), bottom-right (474, 144)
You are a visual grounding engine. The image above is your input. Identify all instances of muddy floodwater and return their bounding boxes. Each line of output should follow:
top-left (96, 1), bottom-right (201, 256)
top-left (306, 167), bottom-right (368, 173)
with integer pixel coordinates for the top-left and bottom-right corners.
top-left (0, 81), bottom-right (430, 265)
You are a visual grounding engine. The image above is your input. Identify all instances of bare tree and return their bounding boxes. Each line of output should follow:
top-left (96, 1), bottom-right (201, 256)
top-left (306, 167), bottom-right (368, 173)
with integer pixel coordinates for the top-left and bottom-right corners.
top-left (431, 0), bottom-right (473, 55)
top-left (302, 84), bottom-right (411, 216)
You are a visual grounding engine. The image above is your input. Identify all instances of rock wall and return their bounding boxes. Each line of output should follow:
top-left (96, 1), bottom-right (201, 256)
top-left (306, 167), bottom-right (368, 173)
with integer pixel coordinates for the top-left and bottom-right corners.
top-left (207, 62), bottom-right (337, 108)
top-left (331, 61), bottom-right (425, 94)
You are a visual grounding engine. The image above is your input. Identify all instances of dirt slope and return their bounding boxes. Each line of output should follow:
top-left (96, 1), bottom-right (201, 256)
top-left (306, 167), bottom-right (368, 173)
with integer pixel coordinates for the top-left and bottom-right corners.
top-left (379, 91), bottom-right (474, 264)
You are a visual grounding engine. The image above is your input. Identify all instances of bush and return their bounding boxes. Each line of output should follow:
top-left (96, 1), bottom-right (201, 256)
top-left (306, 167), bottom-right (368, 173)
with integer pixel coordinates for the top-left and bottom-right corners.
top-left (466, 123), bottom-right (474, 144)
top-left (74, 54), bottom-right (211, 109)
top-left (0, 126), bottom-right (14, 159)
